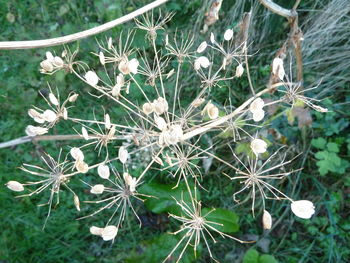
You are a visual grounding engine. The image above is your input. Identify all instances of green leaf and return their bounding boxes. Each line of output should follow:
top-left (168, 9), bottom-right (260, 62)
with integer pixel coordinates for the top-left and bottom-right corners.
top-left (326, 142), bottom-right (339, 153)
top-left (243, 249), bottom-right (259, 263)
top-left (311, 138), bottom-right (327, 149)
top-left (202, 208), bottom-right (239, 233)
top-left (259, 254), bottom-right (278, 263)
top-left (138, 181), bottom-right (199, 215)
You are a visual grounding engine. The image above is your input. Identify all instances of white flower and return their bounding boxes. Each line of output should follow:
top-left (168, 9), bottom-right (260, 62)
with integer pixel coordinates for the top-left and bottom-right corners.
top-left (25, 125), bottom-right (48, 136)
top-left (42, 109), bottom-right (57, 122)
top-left (235, 64), bottom-right (244, 77)
top-left (224, 29), bottom-right (233, 41)
top-left (123, 173), bottom-right (137, 193)
top-left (98, 164), bottom-right (110, 179)
top-left (194, 56), bottom-right (210, 70)
top-left (101, 225), bottom-right (118, 241)
top-left (272, 57), bottom-right (285, 80)
top-left (85, 71), bottom-right (99, 86)
top-left (250, 138), bottom-right (267, 155)
top-left (70, 147), bottom-right (84, 161)
top-left (197, 41), bottom-right (207, 53)
top-left (262, 210), bottom-right (272, 230)
top-left (291, 200), bottom-right (315, 219)
top-left (90, 226), bottom-right (103, 236)
top-left (49, 93), bottom-right (59, 106)
top-left (118, 146), bottom-right (129, 164)
top-left (6, 181), bottom-right (24, 192)
top-left (90, 184), bottom-right (105, 194)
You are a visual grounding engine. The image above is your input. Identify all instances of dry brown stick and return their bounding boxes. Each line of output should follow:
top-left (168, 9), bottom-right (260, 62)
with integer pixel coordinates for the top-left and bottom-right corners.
top-left (0, 0), bottom-right (168, 50)
top-left (258, 0), bottom-right (304, 88)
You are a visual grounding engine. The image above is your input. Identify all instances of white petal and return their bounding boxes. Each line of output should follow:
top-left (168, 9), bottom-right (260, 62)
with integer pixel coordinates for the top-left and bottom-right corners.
top-left (98, 164), bottom-right (110, 179)
top-left (291, 200), bottom-right (315, 219)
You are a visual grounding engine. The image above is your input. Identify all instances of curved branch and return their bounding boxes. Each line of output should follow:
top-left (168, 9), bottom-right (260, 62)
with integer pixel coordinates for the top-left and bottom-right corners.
top-left (0, 0), bottom-right (168, 50)
top-left (258, 0), bottom-right (295, 19)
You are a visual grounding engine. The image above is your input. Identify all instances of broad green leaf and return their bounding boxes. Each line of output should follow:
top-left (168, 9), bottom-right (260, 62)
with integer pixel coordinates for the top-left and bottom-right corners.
top-left (202, 208), bottom-right (239, 233)
top-left (311, 138), bottom-right (327, 149)
top-left (243, 249), bottom-right (259, 263)
top-left (326, 142), bottom-right (339, 153)
top-left (259, 254), bottom-right (278, 263)
top-left (138, 181), bottom-right (199, 215)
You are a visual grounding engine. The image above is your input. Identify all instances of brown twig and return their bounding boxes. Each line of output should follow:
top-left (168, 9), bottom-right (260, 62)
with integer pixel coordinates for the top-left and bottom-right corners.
top-left (0, 0), bottom-right (168, 50)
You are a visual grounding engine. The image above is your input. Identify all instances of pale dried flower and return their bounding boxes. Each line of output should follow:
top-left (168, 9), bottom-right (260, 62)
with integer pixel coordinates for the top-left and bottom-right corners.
top-left (90, 226), bottom-right (103, 236)
top-left (194, 56), bottom-right (210, 70)
top-left (99, 51), bottom-right (105, 65)
top-left (250, 98), bottom-right (265, 122)
top-left (70, 147), bottom-right (84, 161)
top-left (191, 98), bottom-right (205, 108)
top-left (75, 160), bottom-right (89, 173)
top-left (49, 93), bottom-right (59, 106)
top-left (123, 172), bottom-right (137, 193)
top-left (82, 127), bottom-right (89, 140)
top-left (105, 113), bottom-right (111, 129)
top-left (142, 102), bottom-right (154, 115)
top-left (6, 181), bottom-right (24, 192)
top-left (291, 200), bottom-right (315, 219)
top-left (153, 97), bottom-right (169, 115)
top-left (42, 109), bottom-right (57, 122)
top-left (74, 195), bottom-right (81, 211)
top-left (155, 116), bottom-right (167, 131)
top-left (90, 184), bottom-right (105, 194)
top-left (202, 102), bottom-right (219, 119)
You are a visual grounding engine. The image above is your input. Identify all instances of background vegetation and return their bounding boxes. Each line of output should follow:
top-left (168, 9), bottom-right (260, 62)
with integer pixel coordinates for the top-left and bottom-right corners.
top-left (0, 0), bottom-right (349, 262)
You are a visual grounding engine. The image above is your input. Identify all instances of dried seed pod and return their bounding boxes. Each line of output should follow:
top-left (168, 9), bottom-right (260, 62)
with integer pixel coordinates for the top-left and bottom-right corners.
top-left (107, 37), bottom-right (113, 50)
top-left (224, 29), bottom-right (233, 41)
top-left (81, 127), bottom-right (89, 140)
top-left (53, 56), bottom-right (64, 67)
top-left (104, 113), bottom-right (111, 129)
top-left (272, 57), bottom-right (285, 80)
top-left (101, 225), bottom-right (118, 241)
top-left (250, 139), bottom-right (267, 155)
top-left (194, 56), bottom-right (210, 70)
top-left (76, 160), bottom-right (89, 173)
top-left (90, 226), bottom-right (103, 236)
top-left (70, 147), bottom-right (84, 161)
top-left (235, 64), bottom-right (244, 77)
top-left (99, 51), bottom-right (105, 65)
top-left (123, 172), bottom-right (137, 192)
top-left (155, 116), bottom-right (167, 131)
top-left (98, 164), bottom-right (110, 179)
top-left (43, 109), bottom-right (57, 122)
top-left (210, 32), bottom-right (215, 43)
top-left (85, 71), bottom-right (99, 86)
top-left (25, 125), bottom-right (48, 136)
top-left (262, 210), bottom-right (272, 230)
top-left (40, 60), bottom-right (54, 73)
top-left (153, 156), bottom-right (164, 166)
top-left (6, 181), bottom-right (24, 192)
top-left (49, 93), bottom-right (59, 106)
top-left (62, 107), bottom-right (68, 120)
top-left (142, 102), bottom-right (154, 115)
top-left (128, 58), bottom-right (139, 74)
top-left (166, 69), bottom-right (175, 79)
top-left (191, 98), bottom-right (205, 108)
top-left (28, 109), bottom-right (41, 119)
top-left (74, 195), bottom-right (81, 211)
top-left (291, 200), bottom-right (315, 219)
top-left (90, 184), bottom-right (105, 194)
top-left (203, 102), bottom-right (219, 119)
top-left (118, 146), bottom-right (128, 164)
top-left (68, 93), bottom-right (79, 102)
top-left (252, 110), bottom-right (265, 122)
top-left (197, 41), bottom-right (208, 53)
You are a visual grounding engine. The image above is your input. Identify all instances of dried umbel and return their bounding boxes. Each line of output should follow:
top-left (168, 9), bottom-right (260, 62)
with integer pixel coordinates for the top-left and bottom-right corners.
top-left (5, 10), bottom-right (329, 262)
